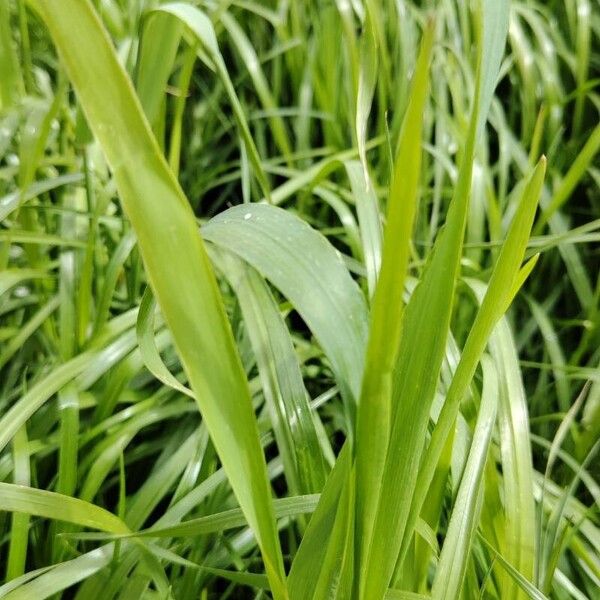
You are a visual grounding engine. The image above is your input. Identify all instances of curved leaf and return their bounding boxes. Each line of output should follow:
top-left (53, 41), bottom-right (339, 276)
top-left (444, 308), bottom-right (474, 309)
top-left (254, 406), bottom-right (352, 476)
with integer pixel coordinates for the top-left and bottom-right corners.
top-left (203, 203), bottom-right (369, 403)
top-left (0, 482), bottom-right (129, 534)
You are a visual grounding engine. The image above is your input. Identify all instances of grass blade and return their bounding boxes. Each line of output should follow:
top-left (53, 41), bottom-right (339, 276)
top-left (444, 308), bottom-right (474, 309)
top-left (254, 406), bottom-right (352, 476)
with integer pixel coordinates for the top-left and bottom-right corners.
top-left (0, 1), bottom-right (23, 109)
top-left (136, 286), bottom-right (195, 399)
top-left (431, 355), bottom-right (498, 599)
top-left (203, 203), bottom-right (369, 404)
top-left (400, 158), bottom-right (545, 582)
top-left (220, 10), bottom-right (293, 163)
top-left (213, 249), bottom-right (327, 494)
top-left (26, 0), bottom-right (287, 594)
top-left (6, 427), bottom-right (31, 581)
top-left (66, 494), bottom-right (320, 542)
top-left (0, 545), bottom-right (117, 600)
top-left (354, 21), bottom-right (434, 597)
top-left (288, 444), bottom-right (352, 599)
top-left (358, 3), bottom-right (510, 595)
top-left (535, 122), bottom-right (600, 232)
top-left (355, 8), bottom-right (378, 181)
top-left (135, 13), bottom-right (182, 130)
top-left (156, 3), bottom-right (273, 201)
top-left (479, 534), bottom-right (549, 600)
top-left (345, 160), bottom-right (382, 298)
top-left (0, 482), bottom-right (129, 534)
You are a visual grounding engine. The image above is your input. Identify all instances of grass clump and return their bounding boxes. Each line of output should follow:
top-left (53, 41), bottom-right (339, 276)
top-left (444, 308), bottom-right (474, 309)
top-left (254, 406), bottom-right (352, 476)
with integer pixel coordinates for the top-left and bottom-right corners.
top-left (0, 0), bottom-right (598, 598)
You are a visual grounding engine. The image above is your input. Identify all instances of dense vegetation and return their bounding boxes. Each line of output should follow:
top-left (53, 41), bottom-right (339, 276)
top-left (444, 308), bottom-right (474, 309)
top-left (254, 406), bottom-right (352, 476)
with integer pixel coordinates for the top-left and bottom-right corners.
top-left (0, 0), bottom-right (598, 598)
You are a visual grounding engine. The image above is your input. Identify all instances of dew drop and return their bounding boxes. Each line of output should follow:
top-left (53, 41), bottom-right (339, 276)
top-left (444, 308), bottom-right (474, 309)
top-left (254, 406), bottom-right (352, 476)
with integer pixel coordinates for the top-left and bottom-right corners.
top-left (244, 212), bottom-right (252, 221)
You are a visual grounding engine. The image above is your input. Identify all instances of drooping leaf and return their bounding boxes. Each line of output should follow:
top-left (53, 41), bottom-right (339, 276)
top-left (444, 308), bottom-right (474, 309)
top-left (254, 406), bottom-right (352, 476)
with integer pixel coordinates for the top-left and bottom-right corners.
top-left (203, 203), bottom-right (369, 404)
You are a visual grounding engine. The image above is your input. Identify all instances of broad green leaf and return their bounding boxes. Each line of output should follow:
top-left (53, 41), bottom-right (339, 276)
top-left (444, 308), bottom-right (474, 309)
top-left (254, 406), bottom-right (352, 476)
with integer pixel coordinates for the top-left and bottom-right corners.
top-left (203, 203), bottom-right (369, 403)
top-left (24, 1), bottom-right (287, 595)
